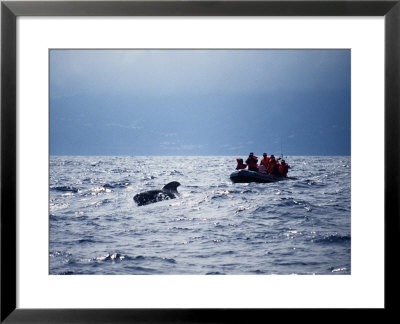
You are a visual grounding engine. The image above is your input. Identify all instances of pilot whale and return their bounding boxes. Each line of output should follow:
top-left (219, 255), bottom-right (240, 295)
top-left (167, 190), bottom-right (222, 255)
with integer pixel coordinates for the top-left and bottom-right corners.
top-left (133, 181), bottom-right (181, 206)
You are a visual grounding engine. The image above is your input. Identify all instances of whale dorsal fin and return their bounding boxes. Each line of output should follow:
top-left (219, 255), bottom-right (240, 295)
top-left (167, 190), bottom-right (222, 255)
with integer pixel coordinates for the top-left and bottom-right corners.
top-left (162, 181), bottom-right (181, 192)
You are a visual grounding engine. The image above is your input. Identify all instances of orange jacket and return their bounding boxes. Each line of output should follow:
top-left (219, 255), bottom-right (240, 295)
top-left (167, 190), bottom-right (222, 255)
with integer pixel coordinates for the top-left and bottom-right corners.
top-left (278, 163), bottom-right (290, 177)
top-left (268, 158), bottom-right (280, 175)
top-left (260, 156), bottom-right (269, 168)
top-left (236, 159), bottom-right (247, 170)
top-left (246, 155), bottom-right (258, 169)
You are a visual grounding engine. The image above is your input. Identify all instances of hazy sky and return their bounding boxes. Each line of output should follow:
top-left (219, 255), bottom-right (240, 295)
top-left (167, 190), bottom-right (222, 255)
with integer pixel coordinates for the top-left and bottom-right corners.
top-left (50, 49), bottom-right (350, 156)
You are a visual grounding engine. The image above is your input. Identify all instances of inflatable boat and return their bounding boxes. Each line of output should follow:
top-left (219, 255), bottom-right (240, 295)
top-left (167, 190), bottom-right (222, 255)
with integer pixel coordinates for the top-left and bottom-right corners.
top-left (230, 170), bottom-right (294, 183)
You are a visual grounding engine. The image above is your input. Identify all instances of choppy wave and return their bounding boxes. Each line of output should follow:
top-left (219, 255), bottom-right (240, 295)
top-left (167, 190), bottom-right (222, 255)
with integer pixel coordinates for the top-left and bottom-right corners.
top-left (313, 233), bottom-right (351, 244)
top-left (51, 185), bottom-right (80, 193)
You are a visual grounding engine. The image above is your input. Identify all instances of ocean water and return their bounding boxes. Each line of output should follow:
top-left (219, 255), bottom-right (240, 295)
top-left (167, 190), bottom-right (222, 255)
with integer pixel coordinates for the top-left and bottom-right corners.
top-left (49, 156), bottom-right (351, 275)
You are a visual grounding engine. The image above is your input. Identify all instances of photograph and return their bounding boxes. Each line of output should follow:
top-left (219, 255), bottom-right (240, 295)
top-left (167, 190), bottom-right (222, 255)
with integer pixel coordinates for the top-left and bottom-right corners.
top-left (3, 0), bottom-right (399, 320)
top-left (49, 49), bottom-right (351, 275)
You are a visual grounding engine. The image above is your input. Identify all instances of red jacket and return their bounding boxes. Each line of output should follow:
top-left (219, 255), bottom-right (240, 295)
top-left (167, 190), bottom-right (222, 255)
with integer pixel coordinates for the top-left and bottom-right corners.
top-left (236, 159), bottom-right (247, 170)
top-left (268, 159), bottom-right (280, 175)
top-left (278, 163), bottom-right (290, 177)
top-left (246, 155), bottom-right (258, 169)
top-left (260, 156), bottom-right (269, 168)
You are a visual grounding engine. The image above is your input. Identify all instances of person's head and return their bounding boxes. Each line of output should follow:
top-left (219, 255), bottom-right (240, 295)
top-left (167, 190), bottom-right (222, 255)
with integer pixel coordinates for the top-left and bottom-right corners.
top-left (281, 160), bottom-right (285, 164)
top-left (239, 159), bottom-right (243, 163)
top-left (271, 155), bottom-right (275, 159)
top-left (249, 152), bottom-right (253, 156)
top-left (263, 153), bottom-right (267, 157)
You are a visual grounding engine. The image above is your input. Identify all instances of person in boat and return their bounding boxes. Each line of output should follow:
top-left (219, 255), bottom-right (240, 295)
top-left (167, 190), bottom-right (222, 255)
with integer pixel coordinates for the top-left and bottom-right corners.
top-left (267, 155), bottom-right (280, 176)
top-left (260, 153), bottom-right (270, 168)
top-left (278, 160), bottom-right (291, 177)
top-left (258, 153), bottom-right (269, 173)
top-left (236, 158), bottom-right (247, 170)
top-left (246, 152), bottom-right (259, 172)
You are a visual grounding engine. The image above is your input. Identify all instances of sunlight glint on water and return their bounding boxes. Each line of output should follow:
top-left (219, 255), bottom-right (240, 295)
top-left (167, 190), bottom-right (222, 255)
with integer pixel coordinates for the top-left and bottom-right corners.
top-left (49, 156), bottom-right (351, 275)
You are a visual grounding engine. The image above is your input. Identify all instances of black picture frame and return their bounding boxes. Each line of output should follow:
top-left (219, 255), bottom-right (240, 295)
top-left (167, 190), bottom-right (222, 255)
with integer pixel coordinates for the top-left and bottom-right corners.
top-left (1, 0), bottom-right (399, 322)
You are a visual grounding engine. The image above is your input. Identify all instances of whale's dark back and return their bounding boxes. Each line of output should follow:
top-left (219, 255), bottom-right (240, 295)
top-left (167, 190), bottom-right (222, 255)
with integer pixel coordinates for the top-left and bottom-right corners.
top-left (133, 190), bottom-right (163, 206)
top-left (133, 181), bottom-right (181, 206)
